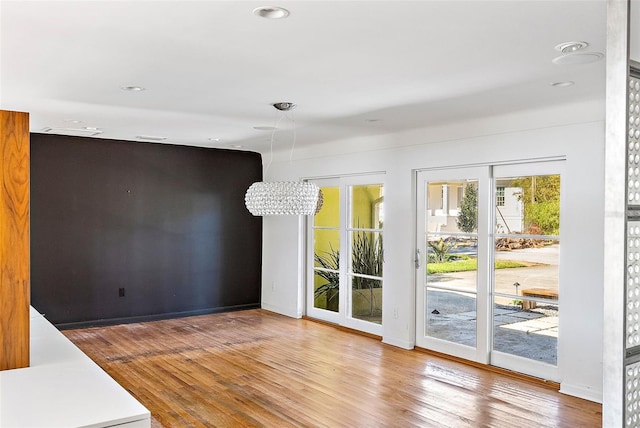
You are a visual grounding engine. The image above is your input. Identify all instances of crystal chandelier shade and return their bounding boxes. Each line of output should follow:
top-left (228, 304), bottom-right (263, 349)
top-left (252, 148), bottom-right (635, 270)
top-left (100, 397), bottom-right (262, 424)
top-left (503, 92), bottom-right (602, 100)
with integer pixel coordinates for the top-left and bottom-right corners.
top-left (245, 181), bottom-right (322, 216)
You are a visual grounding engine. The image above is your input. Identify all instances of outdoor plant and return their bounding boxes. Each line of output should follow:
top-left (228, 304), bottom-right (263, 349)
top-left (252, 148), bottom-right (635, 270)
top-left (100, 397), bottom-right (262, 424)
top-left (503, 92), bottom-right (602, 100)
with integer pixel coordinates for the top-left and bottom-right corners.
top-left (457, 183), bottom-right (478, 233)
top-left (351, 231), bottom-right (383, 289)
top-left (427, 237), bottom-right (457, 263)
top-left (314, 245), bottom-right (340, 311)
top-left (510, 175), bottom-right (560, 235)
top-left (352, 231), bottom-right (383, 316)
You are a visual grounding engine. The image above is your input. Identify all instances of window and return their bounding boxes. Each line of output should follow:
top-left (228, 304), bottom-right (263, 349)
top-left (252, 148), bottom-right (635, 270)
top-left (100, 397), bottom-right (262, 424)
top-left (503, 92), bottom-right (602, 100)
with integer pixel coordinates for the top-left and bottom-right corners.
top-left (307, 176), bottom-right (384, 336)
top-left (496, 186), bottom-right (505, 207)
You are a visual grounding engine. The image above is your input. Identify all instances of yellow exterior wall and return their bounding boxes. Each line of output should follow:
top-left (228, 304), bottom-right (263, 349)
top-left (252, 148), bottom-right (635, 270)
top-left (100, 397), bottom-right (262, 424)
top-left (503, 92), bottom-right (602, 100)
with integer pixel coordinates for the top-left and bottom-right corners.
top-left (351, 185), bottom-right (382, 228)
top-left (313, 186), bottom-right (340, 257)
top-left (314, 186), bottom-right (340, 227)
top-left (313, 187), bottom-right (340, 301)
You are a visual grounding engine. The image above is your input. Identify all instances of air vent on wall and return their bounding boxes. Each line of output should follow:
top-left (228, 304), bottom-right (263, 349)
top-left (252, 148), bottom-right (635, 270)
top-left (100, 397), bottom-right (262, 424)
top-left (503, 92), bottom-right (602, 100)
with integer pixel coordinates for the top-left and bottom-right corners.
top-left (41, 127), bottom-right (103, 137)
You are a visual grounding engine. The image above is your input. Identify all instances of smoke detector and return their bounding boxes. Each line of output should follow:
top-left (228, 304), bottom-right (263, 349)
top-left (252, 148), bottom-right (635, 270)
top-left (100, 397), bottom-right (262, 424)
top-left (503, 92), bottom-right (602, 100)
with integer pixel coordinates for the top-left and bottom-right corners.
top-left (272, 102), bottom-right (296, 111)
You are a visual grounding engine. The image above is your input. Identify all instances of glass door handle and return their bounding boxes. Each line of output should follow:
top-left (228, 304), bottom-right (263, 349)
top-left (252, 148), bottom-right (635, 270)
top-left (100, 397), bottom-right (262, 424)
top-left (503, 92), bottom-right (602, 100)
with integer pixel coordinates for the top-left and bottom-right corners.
top-left (415, 249), bottom-right (420, 269)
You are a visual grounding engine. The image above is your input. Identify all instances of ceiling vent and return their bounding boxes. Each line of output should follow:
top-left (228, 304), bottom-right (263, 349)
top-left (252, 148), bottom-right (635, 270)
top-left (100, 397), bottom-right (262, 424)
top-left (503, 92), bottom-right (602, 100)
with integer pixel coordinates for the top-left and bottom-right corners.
top-left (41, 127), bottom-right (103, 137)
top-left (136, 135), bottom-right (167, 141)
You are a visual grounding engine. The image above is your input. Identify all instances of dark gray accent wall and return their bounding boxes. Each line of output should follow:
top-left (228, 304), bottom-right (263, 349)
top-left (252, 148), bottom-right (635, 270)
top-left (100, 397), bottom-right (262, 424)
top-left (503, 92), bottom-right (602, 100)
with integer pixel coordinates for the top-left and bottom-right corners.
top-left (30, 134), bottom-right (262, 327)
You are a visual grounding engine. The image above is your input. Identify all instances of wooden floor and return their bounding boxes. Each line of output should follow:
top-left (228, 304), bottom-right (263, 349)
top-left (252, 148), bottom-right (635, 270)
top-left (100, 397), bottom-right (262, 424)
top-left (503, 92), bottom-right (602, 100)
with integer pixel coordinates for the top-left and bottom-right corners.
top-left (63, 309), bottom-right (602, 427)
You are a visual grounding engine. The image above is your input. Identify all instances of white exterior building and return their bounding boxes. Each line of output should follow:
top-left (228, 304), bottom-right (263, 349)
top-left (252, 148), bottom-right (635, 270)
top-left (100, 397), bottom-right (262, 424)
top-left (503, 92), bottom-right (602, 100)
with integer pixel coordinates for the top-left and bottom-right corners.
top-left (426, 181), bottom-right (523, 234)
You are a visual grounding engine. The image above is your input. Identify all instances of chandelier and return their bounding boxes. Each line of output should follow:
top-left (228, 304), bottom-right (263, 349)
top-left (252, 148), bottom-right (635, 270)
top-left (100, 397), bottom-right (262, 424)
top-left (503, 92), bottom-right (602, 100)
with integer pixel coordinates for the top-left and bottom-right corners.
top-left (244, 102), bottom-right (323, 216)
top-left (245, 181), bottom-right (323, 216)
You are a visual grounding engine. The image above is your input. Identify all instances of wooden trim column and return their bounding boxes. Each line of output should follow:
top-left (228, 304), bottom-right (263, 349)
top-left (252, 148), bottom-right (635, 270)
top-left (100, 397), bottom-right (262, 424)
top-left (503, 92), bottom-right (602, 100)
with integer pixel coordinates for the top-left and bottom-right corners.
top-left (0, 110), bottom-right (30, 371)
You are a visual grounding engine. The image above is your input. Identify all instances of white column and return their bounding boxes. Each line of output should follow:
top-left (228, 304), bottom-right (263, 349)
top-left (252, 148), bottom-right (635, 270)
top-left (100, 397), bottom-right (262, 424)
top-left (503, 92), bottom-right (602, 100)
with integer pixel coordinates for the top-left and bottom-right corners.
top-left (603, 1), bottom-right (630, 426)
top-left (442, 184), bottom-right (449, 215)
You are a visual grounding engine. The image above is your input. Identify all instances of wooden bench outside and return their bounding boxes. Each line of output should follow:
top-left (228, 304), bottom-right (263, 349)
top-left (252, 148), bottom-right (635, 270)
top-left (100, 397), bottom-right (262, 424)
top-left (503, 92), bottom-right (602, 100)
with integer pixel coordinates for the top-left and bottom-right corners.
top-left (520, 288), bottom-right (558, 310)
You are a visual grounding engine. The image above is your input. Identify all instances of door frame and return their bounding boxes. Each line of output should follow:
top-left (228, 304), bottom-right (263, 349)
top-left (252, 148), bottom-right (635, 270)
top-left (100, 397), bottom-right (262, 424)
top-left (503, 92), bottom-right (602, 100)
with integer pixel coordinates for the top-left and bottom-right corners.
top-left (305, 174), bottom-right (385, 337)
top-left (490, 160), bottom-right (564, 381)
top-left (415, 166), bottom-right (491, 363)
top-left (415, 159), bottom-right (564, 381)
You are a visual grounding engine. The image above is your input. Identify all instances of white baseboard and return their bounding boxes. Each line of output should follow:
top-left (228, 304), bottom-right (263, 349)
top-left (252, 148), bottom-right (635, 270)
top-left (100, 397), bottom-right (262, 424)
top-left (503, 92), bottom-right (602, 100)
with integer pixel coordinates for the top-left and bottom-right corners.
top-left (382, 336), bottom-right (415, 350)
top-left (560, 383), bottom-right (603, 403)
top-left (261, 303), bottom-right (302, 319)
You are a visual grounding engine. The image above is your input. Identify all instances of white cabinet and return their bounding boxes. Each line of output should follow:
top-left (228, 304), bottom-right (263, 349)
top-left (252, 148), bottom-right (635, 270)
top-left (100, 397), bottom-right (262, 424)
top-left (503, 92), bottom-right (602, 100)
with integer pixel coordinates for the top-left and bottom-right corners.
top-left (0, 308), bottom-right (150, 428)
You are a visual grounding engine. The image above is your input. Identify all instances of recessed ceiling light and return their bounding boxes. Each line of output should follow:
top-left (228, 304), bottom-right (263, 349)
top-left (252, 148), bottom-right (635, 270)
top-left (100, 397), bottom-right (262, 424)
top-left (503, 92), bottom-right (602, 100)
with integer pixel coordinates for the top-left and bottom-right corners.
top-left (83, 126), bottom-right (99, 131)
top-left (208, 138), bottom-right (222, 142)
top-left (253, 6), bottom-right (289, 19)
top-left (555, 41), bottom-right (589, 54)
top-left (272, 102), bottom-right (296, 111)
top-left (551, 81), bottom-right (575, 87)
top-left (120, 85), bottom-right (145, 91)
top-left (253, 126), bottom-right (278, 131)
top-left (64, 119), bottom-right (83, 124)
top-left (229, 144), bottom-right (244, 149)
top-left (552, 52), bottom-right (604, 65)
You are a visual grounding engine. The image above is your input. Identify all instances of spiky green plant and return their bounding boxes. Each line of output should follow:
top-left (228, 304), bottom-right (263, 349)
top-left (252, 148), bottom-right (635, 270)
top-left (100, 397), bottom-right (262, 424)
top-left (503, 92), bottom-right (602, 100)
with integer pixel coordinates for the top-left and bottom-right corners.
top-left (427, 237), bottom-right (457, 263)
top-left (351, 231), bottom-right (383, 289)
top-left (351, 231), bottom-right (383, 316)
top-left (314, 245), bottom-right (340, 311)
top-left (314, 232), bottom-right (383, 315)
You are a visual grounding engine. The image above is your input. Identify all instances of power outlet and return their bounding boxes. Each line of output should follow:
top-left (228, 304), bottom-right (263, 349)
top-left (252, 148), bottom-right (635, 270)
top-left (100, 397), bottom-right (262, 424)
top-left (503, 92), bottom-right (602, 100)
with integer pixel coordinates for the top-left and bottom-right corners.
top-left (393, 307), bottom-right (399, 319)
top-left (118, 287), bottom-right (125, 297)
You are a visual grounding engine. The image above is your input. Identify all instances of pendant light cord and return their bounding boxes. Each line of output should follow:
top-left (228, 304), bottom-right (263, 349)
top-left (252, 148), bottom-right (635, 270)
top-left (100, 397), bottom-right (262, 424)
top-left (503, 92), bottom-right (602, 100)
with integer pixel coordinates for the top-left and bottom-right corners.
top-left (289, 110), bottom-right (297, 164)
top-left (264, 112), bottom-right (286, 176)
top-left (264, 110), bottom-right (297, 175)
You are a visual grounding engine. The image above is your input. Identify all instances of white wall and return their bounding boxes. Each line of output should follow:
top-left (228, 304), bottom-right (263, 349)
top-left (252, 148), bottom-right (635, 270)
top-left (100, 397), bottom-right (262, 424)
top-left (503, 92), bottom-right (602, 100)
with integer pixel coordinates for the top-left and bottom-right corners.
top-left (633, 0), bottom-right (639, 63)
top-left (260, 99), bottom-right (604, 402)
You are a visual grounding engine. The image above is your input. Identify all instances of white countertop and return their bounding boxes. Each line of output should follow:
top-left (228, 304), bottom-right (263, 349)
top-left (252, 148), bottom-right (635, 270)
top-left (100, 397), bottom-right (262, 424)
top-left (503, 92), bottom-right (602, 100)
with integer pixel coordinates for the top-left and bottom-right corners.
top-left (0, 308), bottom-right (150, 428)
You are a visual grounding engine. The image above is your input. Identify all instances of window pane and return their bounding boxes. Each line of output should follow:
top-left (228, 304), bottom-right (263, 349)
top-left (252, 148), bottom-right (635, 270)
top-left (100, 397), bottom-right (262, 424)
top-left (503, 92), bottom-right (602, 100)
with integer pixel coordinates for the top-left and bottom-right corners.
top-left (493, 173), bottom-right (560, 367)
top-left (313, 229), bottom-right (339, 269)
top-left (314, 186), bottom-right (340, 228)
top-left (494, 240), bottom-right (559, 300)
top-left (493, 300), bottom-right (558, 365)
top-left (351, 277), bottom-right (381, 324)
top-left (427, 180), bottom-right (477, 234)
top-left (350, 231), bottom-right (383, 276)
top-left (426, 288), bottom-right (476, 347)
top-left (314, 270), bottom-right (339, 312)
top-left (495, 175), bottom-right (560, 235)
top-left (427, 237), bottom-right (477, 293)
top-left (351, 184), bottom-right (384, 229)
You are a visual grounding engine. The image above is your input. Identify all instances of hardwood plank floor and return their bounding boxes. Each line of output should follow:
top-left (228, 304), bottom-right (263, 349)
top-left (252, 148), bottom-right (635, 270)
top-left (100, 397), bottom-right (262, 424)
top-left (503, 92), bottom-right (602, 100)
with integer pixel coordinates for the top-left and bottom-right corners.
top-left (63, 309), bottom-right (602, 427)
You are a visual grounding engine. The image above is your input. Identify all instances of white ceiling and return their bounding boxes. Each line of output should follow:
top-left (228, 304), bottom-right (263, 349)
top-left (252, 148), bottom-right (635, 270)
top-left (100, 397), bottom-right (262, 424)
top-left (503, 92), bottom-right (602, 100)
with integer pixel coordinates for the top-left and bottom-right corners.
top-left (0, 1), bottom-right (607, 154)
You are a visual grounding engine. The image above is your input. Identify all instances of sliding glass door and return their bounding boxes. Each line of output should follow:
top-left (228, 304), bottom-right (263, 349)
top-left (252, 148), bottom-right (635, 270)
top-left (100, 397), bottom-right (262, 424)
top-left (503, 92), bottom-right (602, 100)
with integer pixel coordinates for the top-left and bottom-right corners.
top-left (415, 167), bottom-right (490, 362)
top-left (307, 175), bottom-right (384, 336)
top-left (491, 162), bottom-right (561, 380)
top-left (416, 162), bottom-right (562, 381)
